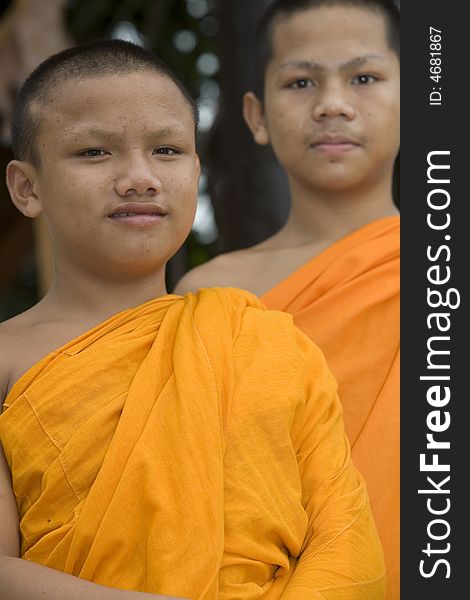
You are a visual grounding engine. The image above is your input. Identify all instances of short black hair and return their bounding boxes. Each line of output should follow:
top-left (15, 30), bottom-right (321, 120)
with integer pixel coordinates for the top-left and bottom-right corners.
top-left (252, 0), bottom-right (400, 100)
top-left (11, 39), bottom-right (199, 167)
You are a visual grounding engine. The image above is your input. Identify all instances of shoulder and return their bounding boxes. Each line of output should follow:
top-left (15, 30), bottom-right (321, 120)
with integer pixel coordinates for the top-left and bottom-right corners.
top-left (0, 320), bottom-right (22, 407)
top-left (179, 288), bottom-right (336, 409)
top-left (234, 299), bottom-right (320, 358)
top-left (174, 249), bottom-right (257, 295)
top-left (181, 286), bottom-right (264, 330)
top-left (185, 286), bottom-right (323, 362)
top-left (0, 307), bottom-right (44, 408)
top-left (179, 286), bottom-right (288, 351)
top-left (0, 336), bottom-right (9, 405)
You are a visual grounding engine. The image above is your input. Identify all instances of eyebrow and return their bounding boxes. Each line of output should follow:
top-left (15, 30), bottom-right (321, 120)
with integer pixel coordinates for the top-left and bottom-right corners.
top-left (64, 126), bottom-right (183, 140)
top-left (278, 54), bottom-right (386, 73)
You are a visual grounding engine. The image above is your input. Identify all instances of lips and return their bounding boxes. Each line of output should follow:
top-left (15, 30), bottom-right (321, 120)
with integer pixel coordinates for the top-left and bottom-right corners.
top-left (312, 134), bottom-right (360, 146)
top-left (311, 134), bottom-right (360, 156)
top-left (108, 203), bottom-right (167, 219)
top-left (107, 203), bottom-right (168, 227)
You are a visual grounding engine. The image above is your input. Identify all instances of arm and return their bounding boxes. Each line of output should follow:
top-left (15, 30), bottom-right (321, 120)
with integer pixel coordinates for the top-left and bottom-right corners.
top-left (282, 335), bottom-right (386, 599)
top-left (0, 446), bottom-right (187, 600)
top-left (224, 302), bottom-right (385, 599)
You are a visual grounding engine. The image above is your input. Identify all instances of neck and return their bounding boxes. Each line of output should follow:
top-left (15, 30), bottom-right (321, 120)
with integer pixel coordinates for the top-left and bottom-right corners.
top-left (38, 264), bottom-right (168, 324)
top-left (277, 176), bottom-right (399, 248)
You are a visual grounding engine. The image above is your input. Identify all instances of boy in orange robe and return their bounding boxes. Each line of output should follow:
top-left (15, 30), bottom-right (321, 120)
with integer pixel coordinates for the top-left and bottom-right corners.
top-left (0, 40), bottom-right (385, 599)
top-left (176, 2), bottom-right (400, 598)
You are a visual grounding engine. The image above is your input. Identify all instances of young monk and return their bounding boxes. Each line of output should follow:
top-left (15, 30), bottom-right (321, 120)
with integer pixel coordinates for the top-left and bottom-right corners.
top-left (175, 1), bottom-right (400, 598)
top-left (0, 40), bottom-right (385, 600)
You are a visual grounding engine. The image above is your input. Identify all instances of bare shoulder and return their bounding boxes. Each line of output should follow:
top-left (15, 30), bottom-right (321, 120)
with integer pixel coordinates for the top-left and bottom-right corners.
top-left (0, 316), bottom-right (26, 407)
top-left (174, 249), bottom-right (255, 295)
top-left (0, 307), bottom-right (49, 408)
top-left (174, 230), bottom-right (312, 297)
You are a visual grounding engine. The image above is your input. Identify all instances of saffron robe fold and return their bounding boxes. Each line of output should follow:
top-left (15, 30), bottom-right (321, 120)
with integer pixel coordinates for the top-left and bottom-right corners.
top-left (261, 216), bottom-right (400, 600)
top-left (0, 288), bottom-right (385, 599)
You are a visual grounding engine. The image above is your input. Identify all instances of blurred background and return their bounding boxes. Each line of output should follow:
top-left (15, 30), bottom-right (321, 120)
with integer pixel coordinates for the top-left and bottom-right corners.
top-left (0, 0), bottom-right (399, 320)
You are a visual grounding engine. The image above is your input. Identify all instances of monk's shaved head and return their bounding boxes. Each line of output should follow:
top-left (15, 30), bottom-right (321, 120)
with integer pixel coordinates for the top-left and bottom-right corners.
top-left (252, 0), bottom-right (400, 100)
top-left (11, 39), bottom-right (198, 167)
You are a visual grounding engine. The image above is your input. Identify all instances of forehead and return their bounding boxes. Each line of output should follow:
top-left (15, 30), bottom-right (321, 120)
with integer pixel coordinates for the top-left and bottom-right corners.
top-left (35, 71), bottom-right (194, 140)
top-left (269, 4), bottom-right (395, 67)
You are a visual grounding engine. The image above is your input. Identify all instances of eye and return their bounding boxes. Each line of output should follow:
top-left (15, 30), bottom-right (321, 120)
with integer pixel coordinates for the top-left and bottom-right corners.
top-left (79, 148), bottom-right (107, 157)
top-left (288, 78), bottom-right (314, 89)
top-left (352, 74), bottom-right (378, 85)
top-left (153, 147), bottom-right (180, 155)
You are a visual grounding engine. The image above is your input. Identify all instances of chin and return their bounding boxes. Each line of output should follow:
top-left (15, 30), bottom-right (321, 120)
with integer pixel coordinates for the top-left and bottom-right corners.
top-left (306, 175), bottom-right (365, 192)
top-left (104, 252), bottom-right (167, 274)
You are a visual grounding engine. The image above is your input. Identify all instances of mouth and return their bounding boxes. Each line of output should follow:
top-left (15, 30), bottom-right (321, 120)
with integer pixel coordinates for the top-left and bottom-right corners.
top-left (311, 135), bottom-right (360, 155)
top-left (108, 203), bottom-right (167, 225)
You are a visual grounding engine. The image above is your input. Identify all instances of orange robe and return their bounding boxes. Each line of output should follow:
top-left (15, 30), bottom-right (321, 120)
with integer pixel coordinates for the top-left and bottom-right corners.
top-left (0, 288), bottom-right (385, 599)
top-left (262, 216), bottom-right (400, 600)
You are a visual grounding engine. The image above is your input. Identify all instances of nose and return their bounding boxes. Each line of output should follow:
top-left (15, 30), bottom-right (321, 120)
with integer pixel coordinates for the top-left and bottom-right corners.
top-left (114, 155), bottom-right (162, 197)
top-left (312, 81), bottom-right (356, 121)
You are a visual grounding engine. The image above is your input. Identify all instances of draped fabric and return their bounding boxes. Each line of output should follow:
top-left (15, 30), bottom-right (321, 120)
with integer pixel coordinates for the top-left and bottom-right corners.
top-left (262, 217), bottom-right (400, 600)
top-left (0, 288), bottom-right (385, 599)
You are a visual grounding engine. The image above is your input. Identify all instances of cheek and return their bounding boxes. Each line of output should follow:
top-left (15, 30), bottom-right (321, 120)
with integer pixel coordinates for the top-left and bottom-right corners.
top-left (366, 102), bottom-right (399, 143)
top-left (382, 109), bottom-right (400, 147)
top-left (173, 171), bottom-right (198, 196)
top-left (41, 165), bottom-right (103, 205)
top-left (376, 92), bottom-right (400, 129)
top-left (165, 169), bottom-right (198, 214)
top-left (266, 108), bottom-right (306, 150)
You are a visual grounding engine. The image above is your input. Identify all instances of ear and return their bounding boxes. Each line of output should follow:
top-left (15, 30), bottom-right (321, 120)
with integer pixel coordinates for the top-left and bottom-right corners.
top-left (243, 92), bottom-right (270, 146)
top-left (6, 160), bottom-right (43, 218)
